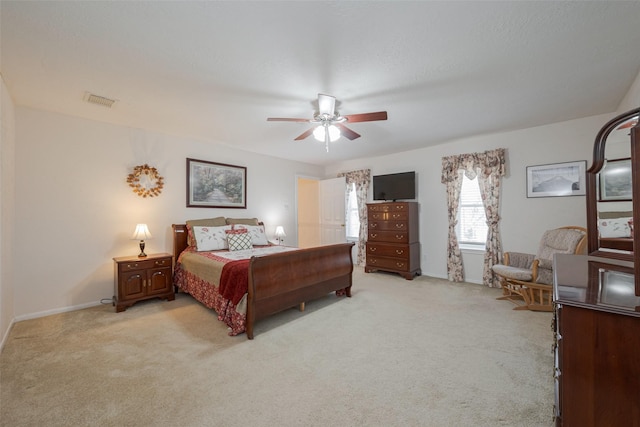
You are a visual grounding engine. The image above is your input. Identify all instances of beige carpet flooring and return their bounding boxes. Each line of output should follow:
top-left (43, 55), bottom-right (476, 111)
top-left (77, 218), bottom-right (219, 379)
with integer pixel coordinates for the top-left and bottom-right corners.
top-left (1, 268), bottom-right (554, 426)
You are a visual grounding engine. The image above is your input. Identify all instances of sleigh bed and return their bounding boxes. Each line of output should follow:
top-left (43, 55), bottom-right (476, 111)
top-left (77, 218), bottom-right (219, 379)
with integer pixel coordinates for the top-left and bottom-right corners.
top-left (172, 222), bottom-right (354, 339)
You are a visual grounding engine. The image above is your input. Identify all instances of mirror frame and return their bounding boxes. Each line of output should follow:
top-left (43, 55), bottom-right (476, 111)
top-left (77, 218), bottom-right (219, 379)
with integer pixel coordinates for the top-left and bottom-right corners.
top-left (585, 107), bottom-right (640, 294)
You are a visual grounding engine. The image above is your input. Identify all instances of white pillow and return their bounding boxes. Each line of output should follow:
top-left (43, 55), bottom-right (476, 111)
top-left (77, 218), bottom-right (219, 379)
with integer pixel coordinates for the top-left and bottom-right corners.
top-left (598, 217), bottom-right (632, 238)
top-left (192, 225), bottom-right (232, 251)
top-left (232, 224), bottom-right (269, 246)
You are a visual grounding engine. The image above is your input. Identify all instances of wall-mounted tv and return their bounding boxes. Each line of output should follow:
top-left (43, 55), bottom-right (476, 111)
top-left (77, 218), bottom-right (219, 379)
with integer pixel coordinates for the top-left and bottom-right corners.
top-left (373, 171), bottom-right (416, 201)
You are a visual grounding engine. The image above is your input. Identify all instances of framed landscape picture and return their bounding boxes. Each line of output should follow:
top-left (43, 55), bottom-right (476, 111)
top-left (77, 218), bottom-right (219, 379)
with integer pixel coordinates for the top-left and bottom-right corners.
top-left (526, 160), bottom-right (586, 198)
top-left (186, 158), bottom-right (247, 208)
top-left (599, 158), bottom-right (632, 202)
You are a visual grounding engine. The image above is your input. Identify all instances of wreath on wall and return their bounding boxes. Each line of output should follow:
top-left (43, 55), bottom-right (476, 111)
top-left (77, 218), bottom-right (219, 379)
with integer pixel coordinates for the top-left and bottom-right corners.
top-left (126, 164), bottom-right (164, 198)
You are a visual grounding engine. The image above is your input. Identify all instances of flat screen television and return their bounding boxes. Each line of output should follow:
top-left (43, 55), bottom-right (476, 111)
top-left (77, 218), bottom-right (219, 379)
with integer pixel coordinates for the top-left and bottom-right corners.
top-left (373, 171), bottom-right (416, 201)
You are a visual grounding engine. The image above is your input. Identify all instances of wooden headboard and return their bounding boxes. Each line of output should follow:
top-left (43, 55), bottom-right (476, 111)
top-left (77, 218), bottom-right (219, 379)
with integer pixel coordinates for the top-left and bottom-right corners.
top-left (171, 224), bottom-right (189, 265)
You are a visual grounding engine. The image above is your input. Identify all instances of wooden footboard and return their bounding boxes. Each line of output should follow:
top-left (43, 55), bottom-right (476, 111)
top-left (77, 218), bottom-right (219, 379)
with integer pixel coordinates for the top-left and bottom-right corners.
top-left (246, 242), bottom-right (354, 339)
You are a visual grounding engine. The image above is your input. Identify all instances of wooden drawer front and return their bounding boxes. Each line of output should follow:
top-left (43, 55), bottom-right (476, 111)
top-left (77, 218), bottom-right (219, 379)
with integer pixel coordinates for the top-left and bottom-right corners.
top-left (368, 203), bottom-right (410, 213)
top-left (369, 220), bottom-right (408, 231)
top-left (118, 257), bottom-right (171, 272)
top-left (366, 256), bottom-right (410, 272)
top-left (367, 243), bottom-right (410, 260)
top-left (368, 211), bottom-right (408, 221)
top-left (368, 230), bottom-right (409, 243)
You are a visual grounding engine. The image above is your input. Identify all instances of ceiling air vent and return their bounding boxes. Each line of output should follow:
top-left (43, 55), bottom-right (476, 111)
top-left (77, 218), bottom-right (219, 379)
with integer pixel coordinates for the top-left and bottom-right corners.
top-left (84, 92), bottom-right (116, 108)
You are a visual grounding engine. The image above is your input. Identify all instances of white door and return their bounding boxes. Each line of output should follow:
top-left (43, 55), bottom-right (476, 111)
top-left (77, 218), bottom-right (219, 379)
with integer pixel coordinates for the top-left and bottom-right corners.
top-left (319, 177), bottom-right (346, 244)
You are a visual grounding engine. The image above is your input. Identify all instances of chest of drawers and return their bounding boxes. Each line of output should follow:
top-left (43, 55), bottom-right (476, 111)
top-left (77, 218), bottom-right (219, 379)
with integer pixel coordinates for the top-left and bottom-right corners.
top-left (365, 202), bottom-right (421, 280)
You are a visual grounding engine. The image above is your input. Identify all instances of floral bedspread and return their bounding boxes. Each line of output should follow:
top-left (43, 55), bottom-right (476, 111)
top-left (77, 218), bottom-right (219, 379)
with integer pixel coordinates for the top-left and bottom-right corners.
top-left (173, 245), bottom-right (298, 335)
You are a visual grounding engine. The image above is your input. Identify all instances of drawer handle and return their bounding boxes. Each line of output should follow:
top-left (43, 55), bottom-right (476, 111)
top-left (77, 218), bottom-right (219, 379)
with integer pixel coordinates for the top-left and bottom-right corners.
top-left (396, 262), bottom-right (405, 267)
top-left (371, 233), bottom-right (378, 238)
top-left (395, 235), bottom-right (404, 240)
top-left (396, 249), bottom-right (404, 255)
top-left (370, 247), bottom-right (377, 252)
top-left (396, 205), bottom-right (405, 210)
top-left (395, 224), bottom-right (405, 229)
top-left (143, 279), bottom-right (147, 288)
top-left (370, 223), bottom-right (378, 228)
top-left (155, 260), bottom-right (165, 266)
top-left (370, 259), bottom-right (377, 264)
top-left (126, 263), bottom-right (139, 268)
top-left (392, 214), bottom-right (402, 219)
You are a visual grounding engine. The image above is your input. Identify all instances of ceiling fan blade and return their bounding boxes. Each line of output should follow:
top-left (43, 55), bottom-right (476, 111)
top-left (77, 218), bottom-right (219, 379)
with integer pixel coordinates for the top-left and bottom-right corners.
top-left (335, 123), bottom-right (361, 140)
top-left (318, 94), bottom-right (336, 116)
top-left (344, 111), bottom-right (388, 123)
top-left (294, 127), bottom-right (315, 141)
top-left (267, 117), bottom-right (311, 122)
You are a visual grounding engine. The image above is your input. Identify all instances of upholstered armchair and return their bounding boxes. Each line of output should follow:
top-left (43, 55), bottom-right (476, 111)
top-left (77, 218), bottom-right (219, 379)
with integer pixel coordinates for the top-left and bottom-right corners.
top-left (492, 226), bottom-right (587, 311)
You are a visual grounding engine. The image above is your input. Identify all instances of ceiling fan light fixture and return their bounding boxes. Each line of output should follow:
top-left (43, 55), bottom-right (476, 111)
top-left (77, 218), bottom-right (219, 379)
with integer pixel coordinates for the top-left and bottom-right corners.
top-left (313, 124), bottom-right (340, 142)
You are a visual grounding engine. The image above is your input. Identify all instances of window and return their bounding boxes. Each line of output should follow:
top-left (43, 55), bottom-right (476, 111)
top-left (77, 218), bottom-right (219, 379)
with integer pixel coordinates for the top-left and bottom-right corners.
top-left (457, 174), bottom-right (487, 249)
top-left (345, 183), bottom-right (360, 240)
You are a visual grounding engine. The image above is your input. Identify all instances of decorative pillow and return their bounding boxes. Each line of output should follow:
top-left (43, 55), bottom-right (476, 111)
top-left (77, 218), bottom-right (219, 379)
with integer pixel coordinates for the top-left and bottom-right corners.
top-left (192, 225), bottom-right (231, 251)
top-left (598, 217), bottom-right (632, 238)
top-left (186, 217), bottom-right (227, 246)
top-left (232, 224), bottom-right (269, 246)
top-left (226, 218), bottom-right (260, 226)
top-left (226, 229), bottom-right (253, 251)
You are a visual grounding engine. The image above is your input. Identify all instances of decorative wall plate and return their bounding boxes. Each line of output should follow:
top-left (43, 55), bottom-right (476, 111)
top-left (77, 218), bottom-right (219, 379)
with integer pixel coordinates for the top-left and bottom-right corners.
top-left (127, 164), bottom-right (164, 198)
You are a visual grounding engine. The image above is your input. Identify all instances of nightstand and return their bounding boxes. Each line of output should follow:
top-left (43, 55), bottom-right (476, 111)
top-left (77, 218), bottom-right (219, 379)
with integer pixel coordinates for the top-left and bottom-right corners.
top-left (113, 253), bottom-right (174, 312)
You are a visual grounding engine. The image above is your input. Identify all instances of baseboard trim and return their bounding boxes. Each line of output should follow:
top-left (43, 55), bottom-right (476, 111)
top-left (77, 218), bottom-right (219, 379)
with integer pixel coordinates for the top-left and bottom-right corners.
top-left (421, 270), bottom-right (483, 285)
top-left (14, 300), bottom-right (103, 322)
top-left (0, 318), bottom-right (15, 352)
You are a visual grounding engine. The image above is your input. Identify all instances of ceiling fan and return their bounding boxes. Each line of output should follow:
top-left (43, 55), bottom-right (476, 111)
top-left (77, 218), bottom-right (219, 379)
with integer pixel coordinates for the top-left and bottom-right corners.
top-left (267, 93), bottom-right (388, 152)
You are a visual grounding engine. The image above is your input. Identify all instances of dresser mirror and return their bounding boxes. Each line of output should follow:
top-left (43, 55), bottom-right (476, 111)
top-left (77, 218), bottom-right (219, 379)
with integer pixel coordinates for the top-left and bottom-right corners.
top-left (586, 107), bottom-right (640, 295)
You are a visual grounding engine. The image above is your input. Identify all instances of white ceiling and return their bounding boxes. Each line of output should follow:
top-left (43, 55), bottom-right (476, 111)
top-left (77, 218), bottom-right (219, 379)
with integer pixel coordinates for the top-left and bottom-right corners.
top-left (2, 1), bottom-right (640, 166)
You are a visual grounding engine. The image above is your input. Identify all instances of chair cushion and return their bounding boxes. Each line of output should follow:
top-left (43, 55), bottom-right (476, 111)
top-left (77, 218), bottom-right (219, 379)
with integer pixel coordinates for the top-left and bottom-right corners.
top-left (536, 228), bottom-right (584, 262)
top-left (492, 264), bottom-right (533, 281)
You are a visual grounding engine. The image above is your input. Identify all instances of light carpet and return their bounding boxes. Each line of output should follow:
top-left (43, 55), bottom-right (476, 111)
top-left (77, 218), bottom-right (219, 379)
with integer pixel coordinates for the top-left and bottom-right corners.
top-left (1, 268), bottom-right (554, 426)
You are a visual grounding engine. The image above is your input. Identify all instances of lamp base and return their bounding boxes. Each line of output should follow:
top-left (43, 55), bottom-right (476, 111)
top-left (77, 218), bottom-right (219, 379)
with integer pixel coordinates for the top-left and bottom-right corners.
top-left (138, 241), bottom-right (147, 257)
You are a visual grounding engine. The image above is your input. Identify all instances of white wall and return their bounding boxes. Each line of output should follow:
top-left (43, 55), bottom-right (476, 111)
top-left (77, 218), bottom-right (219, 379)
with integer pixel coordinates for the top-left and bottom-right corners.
top-left (325, 113), bottom-right (613, 283)
top-left (0, 76), bottom-right (16, 344)
top-left (13, 107), bottom-right (323, 319)
top-left (618, 69), bottom-right (640, 113)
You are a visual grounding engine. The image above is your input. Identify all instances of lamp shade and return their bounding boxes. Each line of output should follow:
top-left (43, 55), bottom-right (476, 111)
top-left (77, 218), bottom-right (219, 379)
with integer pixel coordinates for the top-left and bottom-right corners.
top-left (131, 224), bottom-right (152, 240)
top-left (274, 226), bottom-right (286, 238)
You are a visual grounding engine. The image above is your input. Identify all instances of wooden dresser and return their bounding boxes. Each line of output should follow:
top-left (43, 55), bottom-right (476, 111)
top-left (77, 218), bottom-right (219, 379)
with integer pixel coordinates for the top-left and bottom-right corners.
top-left (553, 255), bottom-right (640, 426)
top-left (365, 202), bottom-right (421, 280)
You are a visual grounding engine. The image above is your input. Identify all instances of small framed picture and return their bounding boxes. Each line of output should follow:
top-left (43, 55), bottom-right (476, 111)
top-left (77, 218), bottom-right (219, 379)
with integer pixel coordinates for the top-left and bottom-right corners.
top-left (526, 160), bottom-right (587, 198)
top-left (186, 158), bottom-right (247, 208)
top-left (599, 158), bottom-right (632, 202)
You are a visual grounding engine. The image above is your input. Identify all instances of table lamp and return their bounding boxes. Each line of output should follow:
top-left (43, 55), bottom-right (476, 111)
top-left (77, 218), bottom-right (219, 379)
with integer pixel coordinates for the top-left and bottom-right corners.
top-left (274, 226), bottom-right (286, 245)
top-left (132, 224), bottom-right (152, 257)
